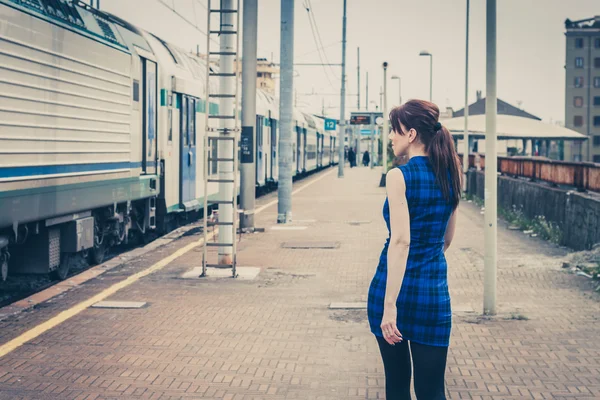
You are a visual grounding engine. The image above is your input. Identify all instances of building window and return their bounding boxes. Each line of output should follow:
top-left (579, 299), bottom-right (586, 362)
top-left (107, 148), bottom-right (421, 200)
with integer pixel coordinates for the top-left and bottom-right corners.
top-left (575, 57), bottom-right (584, 68)
top-left (595, 96), bottom-right (600, 106)
top-left (574, 116), bottom-right (584, 127)
top-left (594, 155), bottom-right (600, 163)
top-left (594, 136), bottom-right (600, 147)
top-left (595, 58), bottom-right (600, 68)
top-left (575, 76), bottom-right (584, 87)
top-left (575, 38), bottom-right (584, 48)
top-left (595, 116), bottom-right (600, 126)
top-left (574, 96), bottom-right (584, 107)
top-left (596, 38), bottom-right (600, 48)
top-left (595, 77), bottom-right (600, 88)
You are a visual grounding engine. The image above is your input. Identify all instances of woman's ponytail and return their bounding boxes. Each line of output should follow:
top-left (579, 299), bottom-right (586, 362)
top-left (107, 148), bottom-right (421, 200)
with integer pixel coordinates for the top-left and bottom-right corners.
top-left (428, 125), bottom-right (462, 209)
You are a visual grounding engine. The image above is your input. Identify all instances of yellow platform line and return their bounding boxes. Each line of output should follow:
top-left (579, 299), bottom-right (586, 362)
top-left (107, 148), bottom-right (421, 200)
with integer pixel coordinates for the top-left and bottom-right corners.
top-left (0, 168), bottom-right (335, 358)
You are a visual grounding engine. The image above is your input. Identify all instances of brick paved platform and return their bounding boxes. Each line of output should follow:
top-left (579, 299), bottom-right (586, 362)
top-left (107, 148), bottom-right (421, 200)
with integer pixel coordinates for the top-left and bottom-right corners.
top-left (1, 166), bottom-right (599, 400)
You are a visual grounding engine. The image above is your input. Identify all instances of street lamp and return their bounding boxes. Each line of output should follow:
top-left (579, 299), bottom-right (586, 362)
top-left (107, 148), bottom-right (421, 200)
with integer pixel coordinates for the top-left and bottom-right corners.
top-left (380, 62), bottom-right (389, 187)
top-left (391, 75), bottom-right (402, 105)
top-left (419, 50), bottom-right (433, 102)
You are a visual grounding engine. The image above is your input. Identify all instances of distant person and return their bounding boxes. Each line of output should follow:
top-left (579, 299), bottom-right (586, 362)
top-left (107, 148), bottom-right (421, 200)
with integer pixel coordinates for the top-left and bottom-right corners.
top-left (348, 148), bottom-right (356, 168)
top-left (367, 99), bottom-right (461, 399)
top-left (362, 150), bottom-right (370, 167)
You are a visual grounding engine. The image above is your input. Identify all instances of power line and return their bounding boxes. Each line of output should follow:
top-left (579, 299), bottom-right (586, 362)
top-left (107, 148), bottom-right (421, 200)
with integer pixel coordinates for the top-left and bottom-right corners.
top-left (303, 0), bottom-right (334, 89)
top-left (306, 0), bottom-right (339, 80)
top-left (155, 0), bottom-right (219, 46)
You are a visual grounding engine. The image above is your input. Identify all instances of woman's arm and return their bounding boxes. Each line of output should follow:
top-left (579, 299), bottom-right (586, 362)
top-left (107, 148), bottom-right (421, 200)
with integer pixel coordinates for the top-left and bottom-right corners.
top-left (444, 209), bottom-right (458, 253)
top-left (380, 168), bottom-right (410, 345)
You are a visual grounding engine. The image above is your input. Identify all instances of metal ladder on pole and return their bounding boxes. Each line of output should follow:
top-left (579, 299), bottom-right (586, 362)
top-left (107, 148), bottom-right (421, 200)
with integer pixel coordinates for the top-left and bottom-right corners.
top-left (202, 0), bottom-right (241, 278)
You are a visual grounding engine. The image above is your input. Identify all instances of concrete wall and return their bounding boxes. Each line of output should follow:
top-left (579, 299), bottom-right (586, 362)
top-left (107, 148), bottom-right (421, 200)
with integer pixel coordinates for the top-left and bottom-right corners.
top-left (467, 170), bottom-right (600, 251)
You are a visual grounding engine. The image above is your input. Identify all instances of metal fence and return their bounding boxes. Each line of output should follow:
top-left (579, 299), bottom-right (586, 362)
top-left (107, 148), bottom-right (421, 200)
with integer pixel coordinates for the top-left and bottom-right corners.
top-left (458, 154), bottom-right (600, 192)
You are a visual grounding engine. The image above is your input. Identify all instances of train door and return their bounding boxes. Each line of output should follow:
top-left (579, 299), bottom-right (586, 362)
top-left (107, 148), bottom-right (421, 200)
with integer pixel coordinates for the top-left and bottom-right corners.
top-left (270, 119), bottom-right (277, 180)
top-left (296, 127), bottom-right (301, 173)
top-left (256, 115), bottom-right (264, 184)
top-left (316, 133), bottom-right (322, 167)
top-left (142, 58), bottom-right (158, 174)
top-left (179, 95), bottom-right (197, 208)
top-left (302, 128), bottom-right (307, 172)
top-left (264, 117), bottom-right (270, 183)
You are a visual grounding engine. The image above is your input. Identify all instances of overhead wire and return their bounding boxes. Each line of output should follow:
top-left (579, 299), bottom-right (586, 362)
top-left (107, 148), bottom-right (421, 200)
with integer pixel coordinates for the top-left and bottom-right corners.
top-left (303, 0), bottom-right (335, 89)
top-left (306, 0), bottom-right (340, 80)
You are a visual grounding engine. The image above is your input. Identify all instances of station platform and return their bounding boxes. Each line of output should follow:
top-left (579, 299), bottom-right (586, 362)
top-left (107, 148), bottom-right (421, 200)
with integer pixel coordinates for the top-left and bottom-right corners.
top-left (1, 166), bottom-right (599, 400)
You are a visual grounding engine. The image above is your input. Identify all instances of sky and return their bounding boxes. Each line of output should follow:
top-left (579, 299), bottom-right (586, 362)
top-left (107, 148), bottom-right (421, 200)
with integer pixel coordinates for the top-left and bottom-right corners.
top-left (100, 0), bottom-right (599, 124)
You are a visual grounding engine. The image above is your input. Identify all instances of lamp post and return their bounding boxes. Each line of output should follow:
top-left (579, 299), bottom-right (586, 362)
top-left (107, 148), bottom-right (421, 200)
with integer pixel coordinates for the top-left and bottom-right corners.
top-left (391, 75), bottom-right (401, 106)
top-left (380, 62), bottom-right (389, 187)
top-left (419, 50), bottom-right (433, 102)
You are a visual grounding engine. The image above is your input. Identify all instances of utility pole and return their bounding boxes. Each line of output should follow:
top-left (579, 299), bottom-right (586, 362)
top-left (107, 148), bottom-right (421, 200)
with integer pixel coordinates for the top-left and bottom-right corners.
top-left (338, 0), bottom-right (347, 178)
top-left (369, 111), bottom-right (374, 169)
top-left (216, 0), bottom-right (236, 265)
top-left (278, 0), bottom-right (294, 223)
top-left (357, 47), bottom-right (360, 110)
top-left (380, 61), bottom-right (388, 186)
top-left (365, 71), bottom-right (369, 110)
top-left (484, 0), bottom-right (497, 315)
top-left (240, 0), bottom-right (258, 231)
top-left (463, 0), bottom-right (470, 193)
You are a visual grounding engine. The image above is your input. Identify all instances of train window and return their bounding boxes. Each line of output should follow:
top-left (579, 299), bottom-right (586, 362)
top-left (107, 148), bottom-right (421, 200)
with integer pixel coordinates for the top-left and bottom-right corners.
top-left (181, 96), bottom-right (188, 146)
top-left (188, 99), bottom-right (196, 146)
top-left (132, 80), bottom-right (140, 102)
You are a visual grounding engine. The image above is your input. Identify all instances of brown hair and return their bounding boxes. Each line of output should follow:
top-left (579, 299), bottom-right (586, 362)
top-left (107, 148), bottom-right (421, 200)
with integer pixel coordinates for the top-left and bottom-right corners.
top-left (389, 99), bottom-right (462, 209)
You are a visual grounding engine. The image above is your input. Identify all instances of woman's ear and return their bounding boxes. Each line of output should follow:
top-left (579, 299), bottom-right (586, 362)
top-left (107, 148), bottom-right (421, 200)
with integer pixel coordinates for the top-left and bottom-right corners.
top-left (408, 128), bottom-right (417, 144)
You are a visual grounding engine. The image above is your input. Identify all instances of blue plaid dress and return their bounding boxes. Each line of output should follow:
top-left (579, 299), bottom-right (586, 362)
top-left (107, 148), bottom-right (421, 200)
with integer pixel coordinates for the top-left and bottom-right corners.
top-left (367, 155), bottom-right (454, 347)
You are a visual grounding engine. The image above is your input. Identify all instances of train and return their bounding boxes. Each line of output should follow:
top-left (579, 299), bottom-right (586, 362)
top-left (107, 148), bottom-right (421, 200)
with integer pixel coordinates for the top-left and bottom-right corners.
top-left (0, 0), bottom-right (339, 281)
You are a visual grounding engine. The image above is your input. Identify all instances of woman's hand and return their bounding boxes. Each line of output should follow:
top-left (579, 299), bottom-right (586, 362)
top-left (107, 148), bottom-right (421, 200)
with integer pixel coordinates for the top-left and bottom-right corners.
top-left (381, 303), bottom-right (403, 345)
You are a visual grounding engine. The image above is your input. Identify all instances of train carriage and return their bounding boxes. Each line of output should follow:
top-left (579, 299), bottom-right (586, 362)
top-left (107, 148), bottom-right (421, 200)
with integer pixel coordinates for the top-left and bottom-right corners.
top-left (0, 0), bottom-right (159, 279)
top-left (0, 0), bottom-right (336, 282)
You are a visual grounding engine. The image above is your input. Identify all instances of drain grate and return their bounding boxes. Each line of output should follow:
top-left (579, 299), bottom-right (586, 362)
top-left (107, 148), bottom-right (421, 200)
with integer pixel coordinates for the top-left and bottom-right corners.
top-left (281, 241), bottom-right (339, 249)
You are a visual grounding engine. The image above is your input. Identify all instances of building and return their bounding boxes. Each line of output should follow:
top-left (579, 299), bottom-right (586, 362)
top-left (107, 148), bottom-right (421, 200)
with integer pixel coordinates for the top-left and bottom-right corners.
top-left (451, 90), bottom-right (541, 120)
top-left (233, 58), bottom-right (279, 96)
top-left (445, 92), bottom-right (585, 160)
top-left (564, 16), bottom-right (600, 162)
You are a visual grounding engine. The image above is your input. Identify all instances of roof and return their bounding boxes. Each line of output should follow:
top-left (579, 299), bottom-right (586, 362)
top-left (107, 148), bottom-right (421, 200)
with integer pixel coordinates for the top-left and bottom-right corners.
top-left (452, 97), bottom-right (541, 120)
top-left (442, 114), bottom-right (587, 141)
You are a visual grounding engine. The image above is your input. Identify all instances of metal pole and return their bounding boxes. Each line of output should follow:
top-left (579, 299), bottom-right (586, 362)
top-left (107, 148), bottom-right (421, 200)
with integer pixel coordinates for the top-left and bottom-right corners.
top-left (218, 0), bottom-right (236, 265)
top-left (398, 78), bottom-right (401, 105)
top-left (240, 0), bottom-right (258, 231)
top-left (381, 62), bottom-right (388, 183)
top-left (366, 71), bottom-right (369, 110)
top-left (277, 0), bottom-right (294, 223)
top-left (370, 112), bottom-right (374, 169)
top-left (357, 47), bottom-right (360, 111)
top-left (429, 55), bottom-right (433, 102)
top-left (484, 0), bottom-right (497, 315)
top-left (97, 0), bottom-right (100, 9)
top-left (337, 0), bottom-right (347, 178)
top-left (463, 0), bottom-right (470, 193)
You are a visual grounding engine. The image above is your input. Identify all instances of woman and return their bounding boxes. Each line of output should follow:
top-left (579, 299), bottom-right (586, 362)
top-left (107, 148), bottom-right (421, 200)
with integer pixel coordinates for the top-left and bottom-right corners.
top-left (367, 99), bottom-right (461, 399)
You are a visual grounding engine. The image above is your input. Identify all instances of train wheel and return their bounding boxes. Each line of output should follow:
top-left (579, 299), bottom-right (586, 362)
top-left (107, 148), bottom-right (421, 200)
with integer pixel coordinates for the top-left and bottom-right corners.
top-left (54, 253), bottom-right (74, 281)
top-left (89, 242), bottom-right (107, 265)
top-left (1, 258), bottom-right (7, 282)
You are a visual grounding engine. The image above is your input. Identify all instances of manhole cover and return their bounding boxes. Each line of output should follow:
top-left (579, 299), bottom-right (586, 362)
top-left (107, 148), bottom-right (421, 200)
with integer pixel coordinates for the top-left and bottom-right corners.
top-left (281, 241), bottom-right (339, 249)
top-left (91, 301), bottom-right (147, 309)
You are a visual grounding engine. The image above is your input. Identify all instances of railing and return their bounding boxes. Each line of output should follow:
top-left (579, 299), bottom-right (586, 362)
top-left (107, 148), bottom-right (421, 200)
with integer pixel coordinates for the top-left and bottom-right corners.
top-left (458, 154), bottom-right (600, 192)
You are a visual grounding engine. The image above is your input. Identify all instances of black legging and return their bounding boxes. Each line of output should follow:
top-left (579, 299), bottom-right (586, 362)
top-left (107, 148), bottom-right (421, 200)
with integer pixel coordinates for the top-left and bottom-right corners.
top-left (376, 336), bottom-right (448, 400)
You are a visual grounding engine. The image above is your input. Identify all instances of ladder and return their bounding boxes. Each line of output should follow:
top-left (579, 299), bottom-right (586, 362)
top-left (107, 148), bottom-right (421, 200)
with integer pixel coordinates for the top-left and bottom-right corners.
top-left (202, 0), bottom-right (241, 278)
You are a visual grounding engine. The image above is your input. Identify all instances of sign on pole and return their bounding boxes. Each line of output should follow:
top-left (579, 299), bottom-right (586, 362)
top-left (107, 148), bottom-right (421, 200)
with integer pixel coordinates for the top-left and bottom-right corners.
top-left (325, 118), bottom-right (337, 131)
